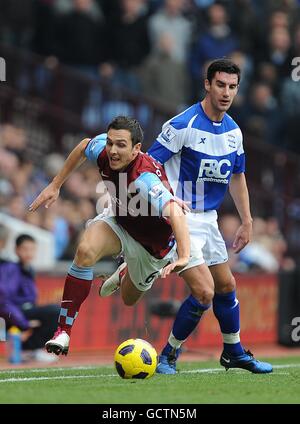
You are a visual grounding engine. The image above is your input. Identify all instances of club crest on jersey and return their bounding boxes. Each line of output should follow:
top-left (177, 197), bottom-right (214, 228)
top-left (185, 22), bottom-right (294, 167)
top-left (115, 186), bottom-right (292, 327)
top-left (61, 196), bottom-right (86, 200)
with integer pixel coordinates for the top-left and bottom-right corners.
top-left (161, 127), bottom-right (176, 143)
top-left (149, 184), bottom-right (163, 199)
top-left (227, 133), bottom-right (236, 148)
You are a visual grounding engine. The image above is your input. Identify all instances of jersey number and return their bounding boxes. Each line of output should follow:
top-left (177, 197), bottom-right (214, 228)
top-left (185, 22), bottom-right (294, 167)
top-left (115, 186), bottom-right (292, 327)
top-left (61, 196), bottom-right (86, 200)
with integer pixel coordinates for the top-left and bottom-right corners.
top-left (144, 271), bottom-right (160, 286)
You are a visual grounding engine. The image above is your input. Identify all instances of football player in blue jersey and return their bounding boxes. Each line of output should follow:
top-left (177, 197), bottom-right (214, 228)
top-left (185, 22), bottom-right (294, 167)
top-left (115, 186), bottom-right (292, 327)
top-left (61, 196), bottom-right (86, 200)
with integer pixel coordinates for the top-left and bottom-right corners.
top-left (147, 59), bottom-right (273, 374)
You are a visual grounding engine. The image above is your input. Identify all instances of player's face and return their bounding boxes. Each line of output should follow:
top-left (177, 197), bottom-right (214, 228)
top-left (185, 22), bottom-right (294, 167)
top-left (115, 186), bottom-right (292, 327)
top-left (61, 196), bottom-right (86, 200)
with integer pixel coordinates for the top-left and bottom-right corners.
top-left (205, 72), bottom-right (239, 113)
top-left (15, 241), bottom-right (37, 266)
top-left (106, 129), bottom-right (141, 171)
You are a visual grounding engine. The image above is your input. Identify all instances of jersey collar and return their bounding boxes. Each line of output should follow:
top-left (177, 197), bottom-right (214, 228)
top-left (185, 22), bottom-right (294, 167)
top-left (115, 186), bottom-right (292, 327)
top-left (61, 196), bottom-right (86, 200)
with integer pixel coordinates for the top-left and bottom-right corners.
top-left (199, 102), bottom-right (224, 126)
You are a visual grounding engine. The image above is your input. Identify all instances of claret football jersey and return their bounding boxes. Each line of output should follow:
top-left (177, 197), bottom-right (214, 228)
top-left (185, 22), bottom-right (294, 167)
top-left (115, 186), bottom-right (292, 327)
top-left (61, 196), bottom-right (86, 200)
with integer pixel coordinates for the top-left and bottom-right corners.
top-left (85, 134), bottom-right (175, 259)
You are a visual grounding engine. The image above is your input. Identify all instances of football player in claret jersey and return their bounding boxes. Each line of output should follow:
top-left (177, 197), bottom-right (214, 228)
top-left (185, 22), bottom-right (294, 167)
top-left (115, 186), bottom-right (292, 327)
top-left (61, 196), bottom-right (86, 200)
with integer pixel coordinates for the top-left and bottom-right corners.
top-left (147, 59), bottom-right (273, 374)
top-left (29, 116), bottom-right (191, 355)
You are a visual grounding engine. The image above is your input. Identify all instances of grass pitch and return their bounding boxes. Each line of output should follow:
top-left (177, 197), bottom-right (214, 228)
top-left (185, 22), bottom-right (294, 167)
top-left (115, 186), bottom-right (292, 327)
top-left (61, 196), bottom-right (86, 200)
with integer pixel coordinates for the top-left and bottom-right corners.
top-left (0, 356), bottom-right (299, 404)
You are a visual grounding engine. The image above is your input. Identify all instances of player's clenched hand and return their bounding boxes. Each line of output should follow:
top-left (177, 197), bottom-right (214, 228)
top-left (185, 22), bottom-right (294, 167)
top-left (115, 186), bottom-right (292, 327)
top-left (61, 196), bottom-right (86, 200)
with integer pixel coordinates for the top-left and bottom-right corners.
top-left (233, 222), bottom-right (252, 254)
top-left (160, 257), bottom-right (189, 278)
top-left (29, 182), bottom-right (60, 211)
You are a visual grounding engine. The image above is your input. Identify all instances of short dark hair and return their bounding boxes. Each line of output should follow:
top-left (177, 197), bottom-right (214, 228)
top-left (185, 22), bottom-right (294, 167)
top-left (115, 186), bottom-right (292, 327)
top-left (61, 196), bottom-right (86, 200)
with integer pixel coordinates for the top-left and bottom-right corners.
top-left (107, 116), bottom-right (144, 146)
top-left (15, 234), bottom-right (36, 247)
top-left (206, 59), bottom-right (241, 84)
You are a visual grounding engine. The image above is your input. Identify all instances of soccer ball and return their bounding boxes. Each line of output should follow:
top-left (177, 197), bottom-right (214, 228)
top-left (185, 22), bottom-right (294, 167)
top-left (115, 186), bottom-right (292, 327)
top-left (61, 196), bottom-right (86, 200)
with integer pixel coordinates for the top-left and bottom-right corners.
top-left (114, 338), bottom-right (158, 379)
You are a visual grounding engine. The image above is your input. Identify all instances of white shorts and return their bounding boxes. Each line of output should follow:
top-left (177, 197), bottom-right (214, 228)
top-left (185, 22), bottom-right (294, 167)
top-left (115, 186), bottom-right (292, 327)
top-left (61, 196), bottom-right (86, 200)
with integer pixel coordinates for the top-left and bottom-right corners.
top-left (179, 210), bottom-right (228, 273)
top-left (88, 214), bottom-right (177, 292)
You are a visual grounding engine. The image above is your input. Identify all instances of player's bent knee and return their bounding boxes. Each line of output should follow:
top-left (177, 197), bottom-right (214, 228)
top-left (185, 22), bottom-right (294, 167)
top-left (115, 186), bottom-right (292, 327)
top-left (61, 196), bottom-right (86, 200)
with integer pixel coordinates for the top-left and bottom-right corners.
top-left (194, 288), bottom-right (214, 305)
top-left (75, 243), bottom-right (99, 267)
top-left (217, 275), bottom-right (236, 294)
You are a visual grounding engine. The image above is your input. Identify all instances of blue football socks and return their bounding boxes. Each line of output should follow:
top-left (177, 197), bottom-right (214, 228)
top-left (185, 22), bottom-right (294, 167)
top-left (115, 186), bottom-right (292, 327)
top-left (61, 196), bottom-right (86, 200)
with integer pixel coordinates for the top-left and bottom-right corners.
top-left (213, 290), bottom-right (244, 356)
top-left (161, 295), bottom-right (210, 356)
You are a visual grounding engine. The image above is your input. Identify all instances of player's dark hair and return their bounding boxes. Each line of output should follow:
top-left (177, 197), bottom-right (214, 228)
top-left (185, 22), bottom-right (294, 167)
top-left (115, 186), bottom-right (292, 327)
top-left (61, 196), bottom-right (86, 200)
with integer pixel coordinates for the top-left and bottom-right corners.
top-left (15, 234), bottom-right (36, 247)
top-left (206, 59), bottom-right (241, 84)
top-left (107, 116), bottom-right (144, 146)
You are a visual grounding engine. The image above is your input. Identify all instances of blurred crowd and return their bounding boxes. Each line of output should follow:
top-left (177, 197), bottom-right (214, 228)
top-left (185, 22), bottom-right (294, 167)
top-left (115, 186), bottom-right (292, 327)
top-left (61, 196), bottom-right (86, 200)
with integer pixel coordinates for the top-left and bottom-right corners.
top-left (0, 120), bottom-right (294, 271)
top-left (0, 123), bottom-right (99, 259)
top-left (219, 214), bottom-right (295, 273)
top-left (1, 0), bottom-right (300, 151)
top-left (0, 0), bottom-right (300, 267)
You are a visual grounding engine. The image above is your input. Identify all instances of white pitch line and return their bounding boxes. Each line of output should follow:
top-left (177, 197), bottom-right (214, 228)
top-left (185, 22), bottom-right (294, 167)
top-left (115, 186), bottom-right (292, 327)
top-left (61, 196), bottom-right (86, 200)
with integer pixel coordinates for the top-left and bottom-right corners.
top-left (181, 363), bottom-right (300, 374)
top-left (0, 366), bottom-right (108, 374)
top-left (271, 364), bottom-right (300, 369)
top-left (1, 363), bottom-right (299, 376)
top-left (0, 363), bottom-right (299, 383)
top-left (182, 368), bottom-right (227, 374)
top-left (0, 374), bottom-right (117, 383)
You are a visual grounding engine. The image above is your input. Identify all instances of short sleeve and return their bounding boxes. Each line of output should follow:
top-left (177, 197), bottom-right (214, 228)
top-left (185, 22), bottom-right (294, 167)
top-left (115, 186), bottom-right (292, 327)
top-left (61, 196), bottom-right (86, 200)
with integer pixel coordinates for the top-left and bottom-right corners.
top-left (233, 130), bottom-right (245, 174)
top-left (148, 120), bottom-right (186, 165)
top-left (85, 133), bottom-right (107, 164)
top-left (134, 172), bottom-right (174, 216)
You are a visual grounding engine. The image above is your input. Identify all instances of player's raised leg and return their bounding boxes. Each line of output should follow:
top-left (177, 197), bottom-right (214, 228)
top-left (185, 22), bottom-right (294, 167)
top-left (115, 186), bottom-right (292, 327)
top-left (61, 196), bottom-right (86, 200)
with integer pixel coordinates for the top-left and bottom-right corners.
top-left (120, 271), bottom-right (145, 306)
top-left (99, 261), bottom-right (127, 298)
top-left (211, 262), bottom-right (272, 373)
top-left (157, 264), bottom-right (214, 374)
top-left (101, 262), bottom-right (153, 309)
top-left (45, 221), bottom-right (121, 355)
top-left (99, 260), bottom-right (149, 305)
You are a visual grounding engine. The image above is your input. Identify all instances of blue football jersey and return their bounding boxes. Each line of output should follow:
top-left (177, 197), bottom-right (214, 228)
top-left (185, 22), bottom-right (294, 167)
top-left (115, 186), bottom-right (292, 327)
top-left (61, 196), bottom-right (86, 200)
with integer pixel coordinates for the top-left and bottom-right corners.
top-left (148, 102), bottom-right (245, 211)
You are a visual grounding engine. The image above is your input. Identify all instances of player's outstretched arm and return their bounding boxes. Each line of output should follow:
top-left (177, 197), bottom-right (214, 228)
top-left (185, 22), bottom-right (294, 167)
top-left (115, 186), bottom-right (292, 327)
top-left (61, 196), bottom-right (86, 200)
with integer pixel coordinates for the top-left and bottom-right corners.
top-left (161, 201), bottom-right (190, 277)
top-left (29, 138), bottom-right (90, 211)
top-left (134, 172), bottom-right (191, 277)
